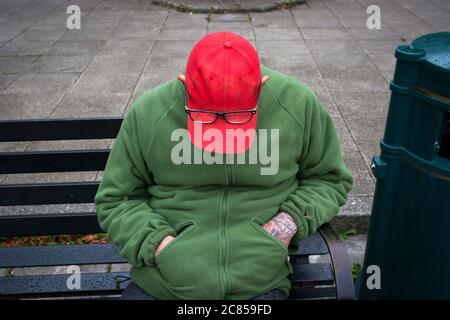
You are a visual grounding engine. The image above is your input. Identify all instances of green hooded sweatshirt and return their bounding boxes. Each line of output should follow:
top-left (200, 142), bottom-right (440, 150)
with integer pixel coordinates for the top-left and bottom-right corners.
top-left (94, 65), bottom-right (353, 300)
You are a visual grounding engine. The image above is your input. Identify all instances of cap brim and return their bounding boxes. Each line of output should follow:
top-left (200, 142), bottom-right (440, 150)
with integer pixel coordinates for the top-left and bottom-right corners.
top-left (187, 109), bottom-right (257, 155)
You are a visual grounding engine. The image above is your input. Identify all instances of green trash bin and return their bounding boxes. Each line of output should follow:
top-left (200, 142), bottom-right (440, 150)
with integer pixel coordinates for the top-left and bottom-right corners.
top-left (357, 32), bottom-right (450, 299)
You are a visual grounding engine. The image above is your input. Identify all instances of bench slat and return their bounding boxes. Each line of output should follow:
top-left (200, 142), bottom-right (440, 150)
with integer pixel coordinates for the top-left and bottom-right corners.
top-left (0, 182), bottom-right (98, 206)
top-left (0, 213), bottom-right (328, 255)
top-left (291, 234), bottom-right (328, 256)
top-left (289, 263), bottom-right (334, 286)
top-left (0, 150), bottom-right (109, 174)
top-left (0, 263), bottom-right (334, 297)
top-left (0, 118), bottom-right (122, 142)
top-left (0, 237), bottom-right (329, 268)
top-left (0, 244), bottom-right (126, 268)
top-left (288, 287), bottom-right (336, 300)
top-left (0, 213), bottom-right (102, 237)
top-left (0, 272), bottom-right (129, 297)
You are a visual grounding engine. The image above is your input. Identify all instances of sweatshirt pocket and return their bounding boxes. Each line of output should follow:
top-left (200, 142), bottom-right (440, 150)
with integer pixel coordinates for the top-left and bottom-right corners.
top-left (249, 218), bottom-right (294, 275)
top-left (227, 218), bottom-right (291, 296)
top-left (155, 221), bottom-right (217, 296)
top-left (155, 222), bottom-right (195, 261)
top-left (249, 217), bottom-right (290, 254)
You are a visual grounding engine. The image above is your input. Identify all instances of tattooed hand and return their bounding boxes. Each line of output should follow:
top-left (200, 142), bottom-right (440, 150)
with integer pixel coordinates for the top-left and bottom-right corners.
top-left (262, 212), bottom-right (297, 247)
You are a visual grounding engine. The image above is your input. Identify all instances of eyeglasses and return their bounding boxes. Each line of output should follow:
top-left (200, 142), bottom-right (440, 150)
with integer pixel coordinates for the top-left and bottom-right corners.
top-left (184, 84), bottom-right (261, 125)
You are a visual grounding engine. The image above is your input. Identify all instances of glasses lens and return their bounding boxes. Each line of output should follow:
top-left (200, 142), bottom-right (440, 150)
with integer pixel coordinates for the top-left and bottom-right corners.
top-left (189, 111), bottom-right (217, 123)
top-left (225, 112), bottom-right (254, 124)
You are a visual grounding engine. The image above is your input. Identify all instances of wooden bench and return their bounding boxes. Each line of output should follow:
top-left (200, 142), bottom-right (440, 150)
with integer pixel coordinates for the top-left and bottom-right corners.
top-left (0, 118), bottom-right (355, 300)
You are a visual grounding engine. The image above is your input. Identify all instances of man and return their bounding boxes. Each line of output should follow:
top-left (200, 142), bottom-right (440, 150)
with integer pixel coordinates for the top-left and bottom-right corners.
top-left (94, 32), bottom-right (353, 300)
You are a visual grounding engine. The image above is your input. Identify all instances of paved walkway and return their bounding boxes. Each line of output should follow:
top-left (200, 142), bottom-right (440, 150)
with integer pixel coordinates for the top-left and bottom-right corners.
top-left (0, 0), bottom-right (449, 232)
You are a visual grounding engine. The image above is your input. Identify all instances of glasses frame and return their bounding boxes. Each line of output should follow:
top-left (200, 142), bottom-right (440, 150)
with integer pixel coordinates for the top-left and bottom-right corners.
top-left (184, 82), bottom-right (262, 125)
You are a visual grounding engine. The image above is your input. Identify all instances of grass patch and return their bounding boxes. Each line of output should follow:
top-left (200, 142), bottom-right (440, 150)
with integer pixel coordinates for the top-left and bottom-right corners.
top-left (339, 228), bottom-right (358, 240)
top-left (352, 262), bottom-right (362, 281)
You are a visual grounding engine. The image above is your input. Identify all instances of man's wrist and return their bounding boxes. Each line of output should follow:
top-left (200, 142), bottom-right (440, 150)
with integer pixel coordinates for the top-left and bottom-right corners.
top-left (262, 212), bottom-right (298, 246)
top-left (276, 212), bottom-right (298, 235)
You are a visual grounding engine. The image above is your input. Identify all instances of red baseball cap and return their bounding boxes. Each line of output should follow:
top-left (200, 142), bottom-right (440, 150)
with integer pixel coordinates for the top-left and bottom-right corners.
top-left (185, 32), bottom-right (261, 154)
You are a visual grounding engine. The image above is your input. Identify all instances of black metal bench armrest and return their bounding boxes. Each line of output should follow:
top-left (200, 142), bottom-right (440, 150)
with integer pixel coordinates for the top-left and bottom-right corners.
top-left (318, 223), bottom-right (355, 300)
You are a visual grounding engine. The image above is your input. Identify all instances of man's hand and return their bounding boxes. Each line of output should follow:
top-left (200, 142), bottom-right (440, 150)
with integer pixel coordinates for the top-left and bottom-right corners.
top-left (262, 212), bottom-right (297, 247)
top-left (154, 235), bottom-right (175, 257)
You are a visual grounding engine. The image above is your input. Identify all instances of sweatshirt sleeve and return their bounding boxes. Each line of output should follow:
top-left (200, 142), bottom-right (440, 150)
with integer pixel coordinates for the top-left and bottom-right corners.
top-left (279, 92), bottom-right (353, 245)
top-left (94, 107), bottom-right (176, 268)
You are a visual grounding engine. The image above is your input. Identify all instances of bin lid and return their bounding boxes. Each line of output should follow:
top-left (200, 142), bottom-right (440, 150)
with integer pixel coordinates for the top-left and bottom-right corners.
top-left (412, 32), bottom-right (450, 72)
top-left (396, 32), bottom-right (450, 99)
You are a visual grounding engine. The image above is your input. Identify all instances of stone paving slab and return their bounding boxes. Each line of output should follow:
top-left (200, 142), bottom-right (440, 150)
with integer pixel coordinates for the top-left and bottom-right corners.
top-left (69, 71), bottom-right (140, 95)
top-left (52, 92), bottom-right (130, 117)
top-left (47, 40), bottom-right (105, 56)
top-left (31, 54), bottom-right (92, 73)
top-left (1, 0), bottom-right (449, 234)
top-left (1, 171), bottom-right (98, 185)
top-left (5, 73), bottom-right (79, 94)
top-left (251, 10), bottom-right (297, 28)
top-left (0, 92), bottom-right (64, 119)
top-left (0, 203), bottom-right (96, 216)
top-left (0, 56), bottom-right (39, 74)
